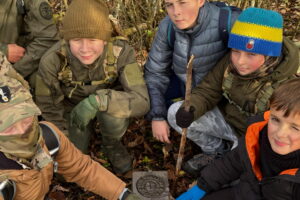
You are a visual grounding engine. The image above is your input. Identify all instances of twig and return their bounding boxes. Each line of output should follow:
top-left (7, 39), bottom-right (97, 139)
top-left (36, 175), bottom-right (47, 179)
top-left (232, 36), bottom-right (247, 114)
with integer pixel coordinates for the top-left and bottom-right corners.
top-left (175, 55), bottom-right (195, 176)
top-left (63, 0), bottom-right (68, 9)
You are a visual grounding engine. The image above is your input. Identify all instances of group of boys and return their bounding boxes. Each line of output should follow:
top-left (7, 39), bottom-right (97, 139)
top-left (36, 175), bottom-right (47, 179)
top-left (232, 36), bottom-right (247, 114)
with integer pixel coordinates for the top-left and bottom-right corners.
top-left (0, 0), bottom-right (299, 199)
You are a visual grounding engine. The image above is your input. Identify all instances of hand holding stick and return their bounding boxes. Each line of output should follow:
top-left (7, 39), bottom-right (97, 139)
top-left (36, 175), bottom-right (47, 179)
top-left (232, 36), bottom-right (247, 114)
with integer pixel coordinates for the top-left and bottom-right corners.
top-left (175, 54), bottom-right (195, 175)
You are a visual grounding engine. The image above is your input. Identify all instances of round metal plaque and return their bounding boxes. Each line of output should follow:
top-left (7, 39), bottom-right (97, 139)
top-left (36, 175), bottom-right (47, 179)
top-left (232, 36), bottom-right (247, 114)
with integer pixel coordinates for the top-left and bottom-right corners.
top-left (136, 175), bottom-right (166, 198)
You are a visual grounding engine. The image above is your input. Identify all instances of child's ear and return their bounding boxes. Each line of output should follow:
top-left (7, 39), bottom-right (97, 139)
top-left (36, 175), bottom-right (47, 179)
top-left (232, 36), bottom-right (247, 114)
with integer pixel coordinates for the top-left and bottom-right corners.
top-left (104, 41), bottom-right (107, 45)
top-left (198, 0), bottom-right (205, 7)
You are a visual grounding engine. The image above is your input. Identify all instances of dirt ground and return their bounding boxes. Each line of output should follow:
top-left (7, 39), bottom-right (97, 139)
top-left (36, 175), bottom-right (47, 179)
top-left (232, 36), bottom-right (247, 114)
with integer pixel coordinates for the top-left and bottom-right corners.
top-left (48, 118), bottom-right (201, 199)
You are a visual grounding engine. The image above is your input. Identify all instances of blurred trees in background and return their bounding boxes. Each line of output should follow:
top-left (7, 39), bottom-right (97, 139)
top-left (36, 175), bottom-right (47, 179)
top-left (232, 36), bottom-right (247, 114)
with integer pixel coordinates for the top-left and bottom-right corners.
top-left (50, 0), bottom-right (299, 65)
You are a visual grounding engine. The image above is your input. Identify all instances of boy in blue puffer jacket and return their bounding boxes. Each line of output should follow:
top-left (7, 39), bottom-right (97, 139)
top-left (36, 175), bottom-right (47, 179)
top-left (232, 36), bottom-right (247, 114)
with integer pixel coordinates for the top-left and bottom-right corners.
top-left (144, 0), bottom-right (240, 144)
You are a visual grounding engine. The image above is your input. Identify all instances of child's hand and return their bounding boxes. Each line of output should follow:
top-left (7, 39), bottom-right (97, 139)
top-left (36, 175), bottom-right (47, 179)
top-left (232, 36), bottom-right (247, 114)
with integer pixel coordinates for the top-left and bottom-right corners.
top-left (175, 106), bottom-right (195, 128)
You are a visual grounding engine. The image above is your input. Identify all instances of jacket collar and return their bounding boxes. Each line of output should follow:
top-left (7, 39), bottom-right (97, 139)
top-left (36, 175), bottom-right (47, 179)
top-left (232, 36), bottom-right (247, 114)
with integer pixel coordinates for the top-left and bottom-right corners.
top-left (245, 111), bottom-right (300, 180)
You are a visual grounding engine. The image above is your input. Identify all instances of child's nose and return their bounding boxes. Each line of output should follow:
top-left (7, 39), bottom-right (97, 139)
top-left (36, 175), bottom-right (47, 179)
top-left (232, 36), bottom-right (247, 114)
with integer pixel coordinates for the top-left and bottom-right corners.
top-left (237, 55), bottom-right (246, 65)
top-left (80, 40), bottom-right (90, 52)
top-left (173, 4), bottom-right (181, 16)
top-left (276, 126), bottom-right (288, 138)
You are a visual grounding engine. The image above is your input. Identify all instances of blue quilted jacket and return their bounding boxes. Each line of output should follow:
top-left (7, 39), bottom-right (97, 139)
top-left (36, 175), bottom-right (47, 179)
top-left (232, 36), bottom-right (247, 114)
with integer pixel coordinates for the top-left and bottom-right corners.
top-left (145, 2), bottom-right (235, 120)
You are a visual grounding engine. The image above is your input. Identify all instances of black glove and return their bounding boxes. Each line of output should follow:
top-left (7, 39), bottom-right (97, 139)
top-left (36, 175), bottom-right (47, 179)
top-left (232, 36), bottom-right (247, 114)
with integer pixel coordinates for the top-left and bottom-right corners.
top-left (176, 106), bottom-right (195, 128)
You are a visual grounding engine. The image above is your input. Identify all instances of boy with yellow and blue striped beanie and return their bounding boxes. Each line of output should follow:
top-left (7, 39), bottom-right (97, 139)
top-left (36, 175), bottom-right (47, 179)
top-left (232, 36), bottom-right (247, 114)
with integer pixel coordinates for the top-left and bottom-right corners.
top-left (173, 7), bottom-right (299, 193)
top-left (228, 7), bottom-right (283, 57)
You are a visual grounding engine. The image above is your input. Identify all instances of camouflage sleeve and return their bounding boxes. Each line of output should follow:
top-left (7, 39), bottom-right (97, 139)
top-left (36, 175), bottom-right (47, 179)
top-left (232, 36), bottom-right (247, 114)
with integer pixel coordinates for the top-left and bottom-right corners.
top-left (0, 43), bottom-right (8, 57)
top-left (95, 42), bottom-right (150, 118)
top-left (6, 66), bottom-right (30, 90)
top-left (36, 47), bottom-right (67, 131)
top-left (0, 51), bottom-right (29, 89)
top-left (13, 0), bottom-right (59, 77)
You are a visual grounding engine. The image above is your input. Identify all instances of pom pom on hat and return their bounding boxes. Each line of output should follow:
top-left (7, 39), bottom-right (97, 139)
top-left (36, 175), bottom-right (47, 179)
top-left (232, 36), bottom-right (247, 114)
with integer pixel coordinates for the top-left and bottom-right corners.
top-left (228, 7), bottom-right (283, 56)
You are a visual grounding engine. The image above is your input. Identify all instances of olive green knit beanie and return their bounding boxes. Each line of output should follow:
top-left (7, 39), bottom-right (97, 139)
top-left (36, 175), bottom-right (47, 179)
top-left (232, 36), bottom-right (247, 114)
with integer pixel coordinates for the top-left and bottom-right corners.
top-left (61, 0), bottom-right (112, 41)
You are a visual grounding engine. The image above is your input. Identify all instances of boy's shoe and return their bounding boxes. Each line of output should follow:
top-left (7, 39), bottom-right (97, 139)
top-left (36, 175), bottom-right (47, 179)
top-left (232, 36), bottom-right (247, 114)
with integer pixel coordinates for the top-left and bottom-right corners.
top-left (182, 141), bottom-right (232, 177)
top-left (182, 153), bottom-right (216, 177)
top-left (102, 138), bottom-right (133, 174)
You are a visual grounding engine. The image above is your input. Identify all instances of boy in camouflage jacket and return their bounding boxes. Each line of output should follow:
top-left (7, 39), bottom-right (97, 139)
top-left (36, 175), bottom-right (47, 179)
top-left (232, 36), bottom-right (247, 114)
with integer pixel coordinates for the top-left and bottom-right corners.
top-left (35, 0), bottom-right (149, 174)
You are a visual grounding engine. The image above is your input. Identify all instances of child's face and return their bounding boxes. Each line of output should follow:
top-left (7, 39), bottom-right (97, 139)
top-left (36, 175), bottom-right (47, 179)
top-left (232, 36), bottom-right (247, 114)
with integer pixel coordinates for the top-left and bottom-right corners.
top-left (0, 116), bottom-right (34, 136)
top-left (231, 49), bottom-right (265, 76)
top-left (268, 108), bottom-right (300, 155)
top-left (69, 38), bottom-right (107, 65)
top-left (165, 0), bottom-right (204, 29)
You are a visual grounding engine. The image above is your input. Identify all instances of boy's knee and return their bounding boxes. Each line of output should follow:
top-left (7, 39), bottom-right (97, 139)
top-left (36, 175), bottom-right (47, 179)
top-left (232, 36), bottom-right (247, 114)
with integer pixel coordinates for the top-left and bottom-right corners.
top-left (97, 112), bottom-right (130, 138)
top-left (167, 100), bottom-right (183, 116)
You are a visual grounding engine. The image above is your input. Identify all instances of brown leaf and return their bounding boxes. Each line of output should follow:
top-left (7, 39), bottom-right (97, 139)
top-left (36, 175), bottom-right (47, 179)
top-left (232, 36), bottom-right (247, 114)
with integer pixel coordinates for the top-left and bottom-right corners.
top-left (162, 143), bottom-right (173, 159)
top-left (143, 141), bottom-right (154, 154)
top-left (127, 135), bottom-right (144, 147)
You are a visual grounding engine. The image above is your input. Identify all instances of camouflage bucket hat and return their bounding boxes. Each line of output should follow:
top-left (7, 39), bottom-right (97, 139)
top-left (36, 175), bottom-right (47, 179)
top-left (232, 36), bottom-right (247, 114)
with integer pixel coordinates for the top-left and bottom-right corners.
top-left (0, 75), bottom-right (41, 133)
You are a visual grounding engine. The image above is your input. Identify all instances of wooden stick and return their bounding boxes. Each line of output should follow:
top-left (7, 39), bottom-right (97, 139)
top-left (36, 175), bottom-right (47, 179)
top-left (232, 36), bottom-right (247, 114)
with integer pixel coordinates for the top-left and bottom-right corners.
top-left (175, 54), bottom-right (195, 175)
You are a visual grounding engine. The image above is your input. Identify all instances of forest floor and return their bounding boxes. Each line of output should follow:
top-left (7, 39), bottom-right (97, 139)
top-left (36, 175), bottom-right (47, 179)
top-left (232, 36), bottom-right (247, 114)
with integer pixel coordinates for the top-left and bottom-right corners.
top-left (48, 118), bottom-right (201, 199)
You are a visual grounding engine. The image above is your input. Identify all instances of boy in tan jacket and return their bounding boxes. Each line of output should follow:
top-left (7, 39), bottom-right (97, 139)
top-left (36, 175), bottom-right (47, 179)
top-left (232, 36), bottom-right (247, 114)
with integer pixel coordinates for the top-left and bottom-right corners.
top-left (0, 53), bottom-right (139, 200)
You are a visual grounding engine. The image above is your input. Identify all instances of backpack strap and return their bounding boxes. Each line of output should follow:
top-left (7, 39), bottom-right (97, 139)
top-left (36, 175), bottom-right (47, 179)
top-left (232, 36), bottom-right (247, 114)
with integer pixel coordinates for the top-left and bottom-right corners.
top-left (40, 123), bottom-right (60, 158)
top-left (167, 21), bottom-right (175, 49)
top-left (214, 2), bottom-right (241, 46)
top-left (0, 123), bottom-right (60, 170)
top-left (0, 179), bottom-right (16, 200)
top-left (218, 6), bottom-right (232, 45)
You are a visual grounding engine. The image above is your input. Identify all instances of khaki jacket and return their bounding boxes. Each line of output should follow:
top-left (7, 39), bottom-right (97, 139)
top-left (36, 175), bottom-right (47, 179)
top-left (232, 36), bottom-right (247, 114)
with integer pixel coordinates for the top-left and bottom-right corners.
top-left (0, 0), bottom-right (59, 77)
top-left (190, 38), bottom-right (299, 136)
top-left (36, 39), bottom-right (149, 130)
top-left (0, 121), bottom-right (126, 200)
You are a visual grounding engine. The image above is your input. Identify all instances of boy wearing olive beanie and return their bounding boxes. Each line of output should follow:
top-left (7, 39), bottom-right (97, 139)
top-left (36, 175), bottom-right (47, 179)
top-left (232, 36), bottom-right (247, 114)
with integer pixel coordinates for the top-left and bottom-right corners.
top-left (35, 0), bottom-right (149, 177)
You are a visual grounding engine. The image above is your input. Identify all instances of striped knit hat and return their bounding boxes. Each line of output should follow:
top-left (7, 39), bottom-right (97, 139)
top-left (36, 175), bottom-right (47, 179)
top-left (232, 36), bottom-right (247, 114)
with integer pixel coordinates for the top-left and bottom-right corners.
top-left (228, 7), bottom-right (283, 57)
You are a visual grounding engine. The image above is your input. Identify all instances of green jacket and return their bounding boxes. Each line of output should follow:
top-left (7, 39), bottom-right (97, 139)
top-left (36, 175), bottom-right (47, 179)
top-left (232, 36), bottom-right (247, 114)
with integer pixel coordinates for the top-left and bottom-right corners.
top-left (190, 38), bottom-right (299, 136)
top-left (36, 39), bottom-right (150, 130)
top-left (0, 0), bottom-right (59, 77)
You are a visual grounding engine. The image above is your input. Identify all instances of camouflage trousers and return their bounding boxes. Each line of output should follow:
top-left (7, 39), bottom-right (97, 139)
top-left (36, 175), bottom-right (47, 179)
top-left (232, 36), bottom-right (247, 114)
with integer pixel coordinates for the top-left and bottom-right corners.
top-left (168, 101), bottom-right (238, 154)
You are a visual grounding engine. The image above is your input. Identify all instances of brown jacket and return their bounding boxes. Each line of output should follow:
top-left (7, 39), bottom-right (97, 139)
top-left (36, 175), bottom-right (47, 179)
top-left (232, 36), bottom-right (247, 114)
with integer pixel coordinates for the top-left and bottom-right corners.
top-left (0, 121), bottom-right (126, 200)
